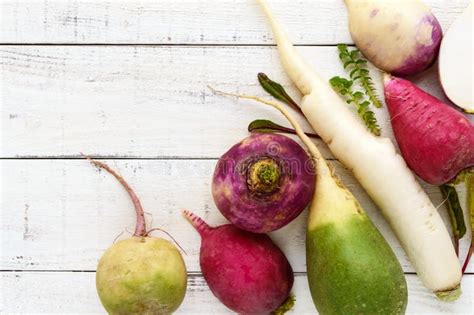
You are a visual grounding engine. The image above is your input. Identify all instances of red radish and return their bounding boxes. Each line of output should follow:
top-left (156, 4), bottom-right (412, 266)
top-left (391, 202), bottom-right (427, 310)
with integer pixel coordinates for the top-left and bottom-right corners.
top-left (383, 74), bottom-right (474, 185)
top-left (212, 133), bottom-right (315, 233)
top-left (183, 210), bottom-right (294, 314)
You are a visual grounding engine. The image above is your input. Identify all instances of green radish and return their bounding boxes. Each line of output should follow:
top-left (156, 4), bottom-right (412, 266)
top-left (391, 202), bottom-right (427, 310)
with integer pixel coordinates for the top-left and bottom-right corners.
top-left (255, 0), bottom-right (461, 300)
top-left (209, 88), bottom-right (408, 314)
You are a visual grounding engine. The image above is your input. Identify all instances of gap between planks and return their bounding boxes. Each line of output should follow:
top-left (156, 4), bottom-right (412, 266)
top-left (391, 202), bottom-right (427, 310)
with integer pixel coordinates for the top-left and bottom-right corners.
top-left (0, 270), bottom-right (470, 276)
top-left (0, 157), bottom-right (339, 160)
top-left (0, 43), bottom-right (349, 47)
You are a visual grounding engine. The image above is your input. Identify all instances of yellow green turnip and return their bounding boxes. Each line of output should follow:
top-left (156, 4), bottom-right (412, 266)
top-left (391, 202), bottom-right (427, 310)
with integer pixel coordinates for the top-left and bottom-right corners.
top-left (88, 159), bottom-right (187, 315)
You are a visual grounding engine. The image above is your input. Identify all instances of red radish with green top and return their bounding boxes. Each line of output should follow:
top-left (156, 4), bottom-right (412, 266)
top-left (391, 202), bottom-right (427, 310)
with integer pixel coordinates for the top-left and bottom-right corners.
top-left (88, 159), bottom-right (187, 315)
top-left (344, 0), bottom-right (442, 76)
top-left (212, 133), bottom-right (315, 233)
top-left (183, 210), bottom-right (294, 314)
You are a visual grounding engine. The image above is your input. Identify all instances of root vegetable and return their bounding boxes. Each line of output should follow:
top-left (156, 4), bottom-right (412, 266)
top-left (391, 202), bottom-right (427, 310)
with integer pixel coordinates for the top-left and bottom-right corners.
top-left (212, 133), bottom-right (315, 233)
top-left (182, 210), bottom-right (294, 314)
top-left (344, 0), bottom-right (442, 76)
top-left (383, 74), bottom-right (474, 185)
top-left (209, 87), bottom-right (408, 314)
top-left (256, 0), bottom-right (462, 300)
top-left (439, 4), bottom-right (473, 113)
top-left (384, 74), bottom-right (474, 273)
top-left (88, 159), bottom-right (187, 315)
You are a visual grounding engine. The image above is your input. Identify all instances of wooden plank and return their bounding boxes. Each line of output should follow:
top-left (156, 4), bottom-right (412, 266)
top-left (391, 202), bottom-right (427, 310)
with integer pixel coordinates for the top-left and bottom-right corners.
top-left (1, 272), bottom-right (473, 314)
top-left (0, 0), bottom-right (469, 44)
top-left (1, 159), bottom-right (471, 273)
top-left (3, 45), bottom-right (469, 159)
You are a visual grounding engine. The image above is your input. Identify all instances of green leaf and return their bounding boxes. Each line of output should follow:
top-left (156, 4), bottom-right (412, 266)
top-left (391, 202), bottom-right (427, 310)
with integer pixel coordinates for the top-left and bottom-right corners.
top-left (337, 44), bottom-right (348, 53)
top-left (360, 100), bottom-right (370, 108)
top-left (248, 119), bottom-right (321, 139)
top-left (440, 185), bottom-right (467, 239)
top-left (343, 60), bottom-right (354, 68)
top-left (353, 91), bottom-right (364, 99)
top-left (257, 73), bottom-right (302, 113)
top-left (349, 68), bottom-right (360, 78)
top-left (332, 43), bottom-right (383, 135)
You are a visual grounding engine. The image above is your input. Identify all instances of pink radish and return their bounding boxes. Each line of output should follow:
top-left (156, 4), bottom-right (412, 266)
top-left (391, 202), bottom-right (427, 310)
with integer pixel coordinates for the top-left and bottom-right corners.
top-left (383, 74), bottom-right (474, 185)
top-left (183, 210), bottom-right (294, 314)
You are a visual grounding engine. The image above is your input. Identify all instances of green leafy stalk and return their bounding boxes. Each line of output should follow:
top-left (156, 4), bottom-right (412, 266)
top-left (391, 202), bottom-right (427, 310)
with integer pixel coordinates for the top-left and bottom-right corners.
top-left (248, 119), bottom-right (320, 139)
top-left (440, 184), bottom-right (467, 256)
top-left (329, 76), bottom-right (381, 136)
top-left (462, 173), bottom-right (474, 273)
top-left (258, 73), bottom-right (302, 114)
top-left (337, 44), bottom-right (382, 108)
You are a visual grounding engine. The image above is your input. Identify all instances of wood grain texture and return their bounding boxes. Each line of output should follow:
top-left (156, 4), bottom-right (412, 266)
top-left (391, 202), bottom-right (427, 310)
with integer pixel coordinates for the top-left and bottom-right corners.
top-left (3, 45), bottom-right (471, 159)
top-left (1, 159), bottom-right (471, 273)
top-left (0, 0), bottom-right (470, 44)
top-left (1, 1), bottom-right (473, 314)
top-left (2, 272), bottom-right (473, 314)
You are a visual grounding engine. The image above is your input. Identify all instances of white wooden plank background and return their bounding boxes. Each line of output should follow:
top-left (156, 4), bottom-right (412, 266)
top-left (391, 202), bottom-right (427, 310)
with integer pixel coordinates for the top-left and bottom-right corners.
top-left (0, 0), bottom-right (469, 44)
top-left (1, 0), bottom-right (473, 314)
top-left (3, 45), bottom-right (470, 159)
top-left (2, 273), bottom-right (473, 314)
top-left (2, 159), bottom-right (471, 273)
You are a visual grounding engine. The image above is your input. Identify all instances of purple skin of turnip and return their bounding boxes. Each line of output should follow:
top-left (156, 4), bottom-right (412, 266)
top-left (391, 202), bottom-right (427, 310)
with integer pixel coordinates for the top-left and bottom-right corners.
top-left (344, 0), bottom-right (443, 76)
top-left (212, 133), bottom-right (316, 233)
top-left (183, 210), bottom-right (294, 314)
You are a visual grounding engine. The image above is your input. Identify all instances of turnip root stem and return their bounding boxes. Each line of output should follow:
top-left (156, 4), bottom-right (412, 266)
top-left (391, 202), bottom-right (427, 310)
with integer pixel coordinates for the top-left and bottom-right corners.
top-left (208, 86), bottom-right (331, 178)
top-left (182, 210), bottom-right (212, 236)
top-left (87, 158), bottom-right (146, 237)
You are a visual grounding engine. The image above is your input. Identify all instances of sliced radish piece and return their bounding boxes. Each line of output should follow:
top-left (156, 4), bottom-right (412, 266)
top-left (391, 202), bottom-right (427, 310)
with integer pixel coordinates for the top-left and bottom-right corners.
top-left (439, 4), bottom-right (473, 114)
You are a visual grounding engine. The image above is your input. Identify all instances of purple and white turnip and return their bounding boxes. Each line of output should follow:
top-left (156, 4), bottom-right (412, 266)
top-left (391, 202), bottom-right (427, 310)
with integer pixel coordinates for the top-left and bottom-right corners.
top-left (183, 210), bottom-right (294, 314)
top-left (212, 133), bottom-right (315, 233)
top-left (344, 0), bottom-right (443, 76)
top-left (88, 159), bottom-right (187, 314)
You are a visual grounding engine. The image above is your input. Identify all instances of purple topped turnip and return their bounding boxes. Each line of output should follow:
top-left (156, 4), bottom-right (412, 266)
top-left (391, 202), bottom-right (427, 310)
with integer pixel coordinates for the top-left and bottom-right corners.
top-left (212, 133), bottom-right (315, 233)
top-left (344, 0), bottom-right (443, 76)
